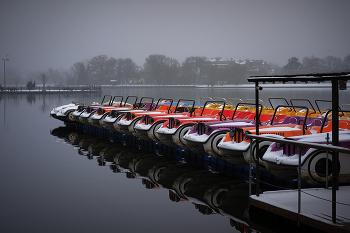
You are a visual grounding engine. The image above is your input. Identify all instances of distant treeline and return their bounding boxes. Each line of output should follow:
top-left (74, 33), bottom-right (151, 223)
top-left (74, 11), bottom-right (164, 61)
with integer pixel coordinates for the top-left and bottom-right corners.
top-left (3, 54), bottom-right (350, 86)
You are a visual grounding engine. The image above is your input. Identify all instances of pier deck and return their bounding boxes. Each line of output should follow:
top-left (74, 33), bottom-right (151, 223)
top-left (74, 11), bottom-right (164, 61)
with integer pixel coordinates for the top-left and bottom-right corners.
top-left (250, 186), bottom-right (350, 233)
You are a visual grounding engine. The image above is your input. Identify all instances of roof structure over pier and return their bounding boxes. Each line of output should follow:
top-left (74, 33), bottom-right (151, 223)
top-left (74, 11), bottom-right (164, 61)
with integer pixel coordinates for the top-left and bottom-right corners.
top-left (247, 72), bottom-right (350, 230)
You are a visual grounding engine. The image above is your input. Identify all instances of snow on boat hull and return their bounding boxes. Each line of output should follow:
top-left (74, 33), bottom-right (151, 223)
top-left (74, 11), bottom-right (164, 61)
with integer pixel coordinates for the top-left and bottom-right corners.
top-left (79, 112), bottom-right (94, 124)
top-left (133, 122), bottom-right (162, 142)
top-left (72, 110), bottom-right (84, 122)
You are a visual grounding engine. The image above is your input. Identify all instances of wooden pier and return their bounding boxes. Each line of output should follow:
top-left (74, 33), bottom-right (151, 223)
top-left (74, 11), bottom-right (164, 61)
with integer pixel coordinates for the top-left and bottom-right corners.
top-left (249, 186), bottom-right (350, 233)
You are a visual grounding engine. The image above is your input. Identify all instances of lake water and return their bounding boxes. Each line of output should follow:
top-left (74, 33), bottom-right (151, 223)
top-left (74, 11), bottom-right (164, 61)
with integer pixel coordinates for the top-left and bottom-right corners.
top-left (1, 86), bottom-right (348, 233)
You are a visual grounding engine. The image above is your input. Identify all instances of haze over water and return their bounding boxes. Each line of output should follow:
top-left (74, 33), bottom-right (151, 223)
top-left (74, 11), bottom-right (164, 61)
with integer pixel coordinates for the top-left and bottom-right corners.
top-left (1, 0), bottom-right (350, 72)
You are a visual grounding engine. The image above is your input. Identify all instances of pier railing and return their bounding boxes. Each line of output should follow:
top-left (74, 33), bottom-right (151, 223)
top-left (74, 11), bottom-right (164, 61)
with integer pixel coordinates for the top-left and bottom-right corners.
top-left (246, 133), bottom-right (350, 224)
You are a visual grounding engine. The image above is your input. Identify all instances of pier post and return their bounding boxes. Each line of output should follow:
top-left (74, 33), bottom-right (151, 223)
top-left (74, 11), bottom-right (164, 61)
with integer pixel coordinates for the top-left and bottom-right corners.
top-left (255, 82), bottom-right (260, 196)
top-left (331, 79), bottom-right (339, 223)
top-left (326, 133), bottom-right (330, 189)
top-left (297, 146), bottom-right (302, 226)
top-left (249, 138), bottom-right (252, 196)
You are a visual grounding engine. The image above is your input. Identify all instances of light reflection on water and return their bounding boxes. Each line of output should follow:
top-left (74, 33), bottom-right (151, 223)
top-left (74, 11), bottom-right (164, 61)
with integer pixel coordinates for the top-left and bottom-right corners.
top-left (1, 86), bottom-right (347, 233)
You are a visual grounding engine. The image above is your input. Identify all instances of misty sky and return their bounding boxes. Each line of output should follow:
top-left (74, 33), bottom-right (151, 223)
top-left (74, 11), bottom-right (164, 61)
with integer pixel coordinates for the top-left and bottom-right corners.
top-left (1, 0), bottom-right (350, 72)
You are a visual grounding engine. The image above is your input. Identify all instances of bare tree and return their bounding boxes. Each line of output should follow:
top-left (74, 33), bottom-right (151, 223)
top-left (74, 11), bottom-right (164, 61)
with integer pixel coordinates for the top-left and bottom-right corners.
top-left (322, 56), bottom-right (343, 72)
top-left (343, 54), bottom-right (350, 71)
top-left (144, 54), bottom-right (180, 84)
top-left (302, 56), bottom-right (322, 73)
top-left (47, 68), bottom-right (64, 85)
top-left (38, 73), bottom-right (49, 91)
top-left (71, 63), bottom-right (88, 85)
top-left (181, 56), bottom-right (206, 84)
top-left (284, 57), bottom-right (302, 74)
top-left (88, 55), bottom-right (108, 84)
top-left (13, 76), bottom-right (21, 88)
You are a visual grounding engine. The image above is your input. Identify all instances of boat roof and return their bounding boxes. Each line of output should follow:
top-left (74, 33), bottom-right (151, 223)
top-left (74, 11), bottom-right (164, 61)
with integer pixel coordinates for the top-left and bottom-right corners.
top-left (248, 71), bottom-right (350, 83)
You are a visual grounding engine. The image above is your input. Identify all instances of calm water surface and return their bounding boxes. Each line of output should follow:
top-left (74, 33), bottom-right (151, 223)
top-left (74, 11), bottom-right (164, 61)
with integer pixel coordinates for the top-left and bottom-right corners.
top-left (1, 86), bottom-right (348, 233)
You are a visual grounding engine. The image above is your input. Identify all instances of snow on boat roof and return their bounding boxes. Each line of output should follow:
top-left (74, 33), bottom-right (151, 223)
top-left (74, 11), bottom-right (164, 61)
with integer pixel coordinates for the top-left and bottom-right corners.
top-left (249, 126), bottom-right (301, 133)
top-left (248, 71), bottom-right (350, 83)
top-left (292, 131), bottom-right (350, 143)
top-left (177, 117), bottom-right (214, 120)
top-left (209, 122), bottom-right (254, 127)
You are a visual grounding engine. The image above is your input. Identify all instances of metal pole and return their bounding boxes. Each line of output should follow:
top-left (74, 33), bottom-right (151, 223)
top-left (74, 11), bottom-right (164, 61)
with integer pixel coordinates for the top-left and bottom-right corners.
top-left (297, 146), bottom-right (302, 226)
top-left (331, 79), bottom-right (339, 223)
top-left (3, 57), bottom-right (9, 89)
top-left (249, 138), bottom-right (252, 196)
top-left (255, 82), bottom-right (260, 196)
top-left (326, 133), bottom-right (329, 189)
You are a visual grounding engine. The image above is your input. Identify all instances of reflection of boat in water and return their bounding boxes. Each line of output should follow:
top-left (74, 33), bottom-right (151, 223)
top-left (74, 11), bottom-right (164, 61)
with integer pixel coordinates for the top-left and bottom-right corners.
top-left (129, 154), bottom-right (175, 179)
top-left (155, 163), bottom-right (204, 189)
top-left (113, 149), bottom-right (151, 176)
top-left (49, 125), bottom-right (304, 232)
top-left (87, 141), bottom-right (117, 156)
top-left (52, 127), bottom-right (258, 228)
top-left (147, 160), bottom-right (182, 186)
top-left (50, 126), bottom-right (84, 145)
top-left (183, 173), bottom-right (246, 212)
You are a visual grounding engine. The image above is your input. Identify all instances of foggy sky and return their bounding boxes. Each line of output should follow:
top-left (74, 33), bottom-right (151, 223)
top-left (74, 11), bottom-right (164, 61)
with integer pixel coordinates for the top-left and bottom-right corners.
top-left (1, 0), bottom-right (350, 72)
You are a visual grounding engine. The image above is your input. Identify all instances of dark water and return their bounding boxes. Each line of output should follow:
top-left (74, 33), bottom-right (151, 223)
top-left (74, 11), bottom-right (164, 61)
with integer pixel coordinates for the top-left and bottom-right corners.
top-left (0, 87), bottom-right (348, 233)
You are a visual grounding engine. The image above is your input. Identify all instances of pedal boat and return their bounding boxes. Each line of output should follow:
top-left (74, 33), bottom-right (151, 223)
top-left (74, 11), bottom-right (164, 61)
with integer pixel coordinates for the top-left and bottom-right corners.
top-left (217, 105), bottom-right (330, 167)
top-left (72, 95), bottom-right (134, 124)
top-left (52, 96), bottom-right (117, 122)
top-left (133, 100), bottom-right (233, 142)
top-left (182, 103), bottom-right (286, 158)
top-left (262, 113), bottom-right (350, 186)
top-left (155, 101), bottom-right (237, 149)
top-left (88, 96), bottom-right (158, 128)
top-left (73, 95), bottom-right (122, 124)
top-left (115, 99), bottom-right (201, 135)
top-left (50, 101), bottom-right (80, 122)
top-left (100, 98), bottom-right (172, 132)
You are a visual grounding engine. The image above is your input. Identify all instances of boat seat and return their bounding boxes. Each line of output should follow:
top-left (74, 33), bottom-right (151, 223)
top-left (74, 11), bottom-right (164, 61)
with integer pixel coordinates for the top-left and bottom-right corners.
top-left (304, 117), bottom-right (325, 127)
top-left (221, 109), bottom-right (236, 119)
top-left (246, 114), bottom-right (256, 120)
top-left (340, 120), bottom-right (350, 130)
top-left (279, 116), bottom-right (303, 125)
top-left (202, 108), bottom-right (220, 116)
top-left (315, 121), bottom-right (332, 133)
top-left (233, 111), bottom-right (252, 120)
top-left (158, 105), bottom-right (171, 110)
top-left (310, 119), bottom-right (350, 133)
top-left (260, 114), bottom-right (273, 122)
top-left (270, 114), bottom-right (287, 123)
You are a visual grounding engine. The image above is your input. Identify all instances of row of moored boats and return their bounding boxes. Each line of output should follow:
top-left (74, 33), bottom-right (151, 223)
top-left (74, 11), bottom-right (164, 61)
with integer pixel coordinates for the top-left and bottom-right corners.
top-left (51, 95), bottom-right (350, 187)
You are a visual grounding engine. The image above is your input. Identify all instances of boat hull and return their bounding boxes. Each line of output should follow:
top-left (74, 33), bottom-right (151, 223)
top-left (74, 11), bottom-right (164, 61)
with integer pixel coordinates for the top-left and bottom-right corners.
top-left (184, 140), bottom-right (207, 154)
top-left (219, 148), bottom-right (247, 165)
top-left (264, 161), bottom-right (298, 179)
top-left (133, 128), bottom-right (154, 141)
